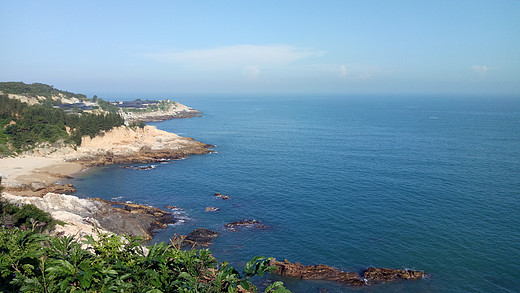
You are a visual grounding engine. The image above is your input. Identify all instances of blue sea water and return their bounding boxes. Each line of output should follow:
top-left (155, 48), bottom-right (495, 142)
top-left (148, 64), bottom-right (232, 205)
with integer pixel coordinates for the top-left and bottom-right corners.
top-left (71, 95), bottom-right (520, 292)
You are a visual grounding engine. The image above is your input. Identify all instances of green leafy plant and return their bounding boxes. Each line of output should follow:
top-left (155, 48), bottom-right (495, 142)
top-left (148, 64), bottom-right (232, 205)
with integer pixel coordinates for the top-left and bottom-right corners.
top-left (0, 226), bottom-right (290, 292)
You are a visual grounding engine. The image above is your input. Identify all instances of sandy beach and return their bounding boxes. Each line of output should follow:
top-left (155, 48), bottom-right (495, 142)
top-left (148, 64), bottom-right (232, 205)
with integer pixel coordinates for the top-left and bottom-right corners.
top-left (0, 156), bottom-right (84, 188)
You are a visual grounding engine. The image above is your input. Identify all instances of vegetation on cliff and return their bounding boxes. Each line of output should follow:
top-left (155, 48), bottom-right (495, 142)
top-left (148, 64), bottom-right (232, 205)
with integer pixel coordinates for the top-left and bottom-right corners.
top-left (0, 82), bottom-right (87, 105)
top-left (0, 93), bottom-right (124, 154)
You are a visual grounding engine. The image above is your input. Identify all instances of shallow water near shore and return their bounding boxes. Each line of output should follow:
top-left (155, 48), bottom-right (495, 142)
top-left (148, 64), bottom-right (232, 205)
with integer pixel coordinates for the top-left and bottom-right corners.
top-left (71, 94), bottom-right (520, 292)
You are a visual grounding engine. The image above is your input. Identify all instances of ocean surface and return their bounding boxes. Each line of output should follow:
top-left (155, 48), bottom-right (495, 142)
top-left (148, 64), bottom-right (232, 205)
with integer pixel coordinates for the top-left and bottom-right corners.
top-left (71, 95), bottom-right (520, 292)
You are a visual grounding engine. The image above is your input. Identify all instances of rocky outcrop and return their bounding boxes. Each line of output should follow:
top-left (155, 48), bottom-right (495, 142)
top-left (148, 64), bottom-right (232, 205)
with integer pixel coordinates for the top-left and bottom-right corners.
top-left (120, 102), bottom-right (202, 123)
top-left (214, 193), bottom-right (230, 200)
top-left (91, 198), bottom-right (178, 239)
top-left (67, 126), bottom-right (213, 166)
top-left (363, 267), bottom-right (426, 282)
top-left (34, 183), bottom-right (77, 195)
top-left (205, 207), bottom-right (220, 212)
top-left (1, 192), bottom-right (179, 240)
top-left (269, 259), bottom-right (426, 287)
top-left (225, 219), bottom-right (267, 231)
top-left (4, 183), bottom-right (77, 197)
top-left (183, 228), bottom-right (219, 247)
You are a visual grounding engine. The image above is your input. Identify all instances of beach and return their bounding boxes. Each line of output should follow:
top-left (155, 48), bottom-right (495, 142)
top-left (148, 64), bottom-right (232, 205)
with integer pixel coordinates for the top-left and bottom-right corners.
top-left (0, 124), bottom-right (213, 240)
top-left (0, 156), bottom-right (83, 188)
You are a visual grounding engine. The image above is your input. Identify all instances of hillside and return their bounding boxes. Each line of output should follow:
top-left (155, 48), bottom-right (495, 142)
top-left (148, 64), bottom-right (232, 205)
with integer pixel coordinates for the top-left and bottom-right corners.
top-left (0, 82), bottom-right (201, 156)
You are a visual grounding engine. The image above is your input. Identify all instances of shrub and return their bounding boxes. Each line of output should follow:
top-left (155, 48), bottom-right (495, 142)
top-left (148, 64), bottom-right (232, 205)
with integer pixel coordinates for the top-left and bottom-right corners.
top-left (0, 227), bottom-right (290, 292)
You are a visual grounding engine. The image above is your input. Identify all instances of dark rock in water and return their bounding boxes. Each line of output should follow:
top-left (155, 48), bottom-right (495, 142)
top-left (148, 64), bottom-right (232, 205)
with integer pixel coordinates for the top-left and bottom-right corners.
top-left (205, 207), bottom-right (220, 212)
top-left (269, 259), bottom-right (365, 286)
top-left (269, 259), bottom-right (426, 287)
top-left (225, 219), bottom-right (267, 231)
top-left (214, 192), bottom-right (230, 200)
top-left (165, 205), bottom-right (179, 210)
top-left (363, 267), bottom-right (426, 282)
top-left (183, 228), bottom-right (219, 247)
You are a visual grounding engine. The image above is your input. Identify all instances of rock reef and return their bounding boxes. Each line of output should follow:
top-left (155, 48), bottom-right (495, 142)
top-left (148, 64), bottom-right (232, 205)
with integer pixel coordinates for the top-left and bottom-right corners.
top-left (269, 259), bottom-right (426, 286)
top-left (183, 228), bottom-right (219, 247)
top-left (225, 219), bottom-right (267, 231)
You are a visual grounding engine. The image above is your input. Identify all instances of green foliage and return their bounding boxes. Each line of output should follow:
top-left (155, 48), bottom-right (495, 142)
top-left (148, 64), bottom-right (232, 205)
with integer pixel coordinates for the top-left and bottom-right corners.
top-left (97, 98), bottom-right (120, 113)
top-left (0, 93), bottom-right (124, 152)
top-left (67, 112), bottom-right (124, 145)
top-left (5, 104), bottom-right (70, 150)
top-left (120, 100), bottom-right (176, 114)
top-left (0, 227), bottom-right (290, 292)
top-left (0, 201), bottom-right (55, 232)
top-left (129, 121), bottom-right (146, 129)
top-left (0, 82), bottom-right (86, 101)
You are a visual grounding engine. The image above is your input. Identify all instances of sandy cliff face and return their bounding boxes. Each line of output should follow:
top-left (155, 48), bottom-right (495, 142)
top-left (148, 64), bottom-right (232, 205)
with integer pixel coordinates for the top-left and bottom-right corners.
top-left (67, 125), bottom-right (213, 166)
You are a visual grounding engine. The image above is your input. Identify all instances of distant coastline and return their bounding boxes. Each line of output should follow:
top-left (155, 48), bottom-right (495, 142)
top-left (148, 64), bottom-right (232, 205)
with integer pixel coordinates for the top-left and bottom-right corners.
top-left (0, 95), bottom-right (213, 240)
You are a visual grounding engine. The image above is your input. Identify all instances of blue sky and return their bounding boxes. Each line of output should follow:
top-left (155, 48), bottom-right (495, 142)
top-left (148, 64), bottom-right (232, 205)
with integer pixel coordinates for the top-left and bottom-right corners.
top-left (1, 0), bottom-right (519, 97)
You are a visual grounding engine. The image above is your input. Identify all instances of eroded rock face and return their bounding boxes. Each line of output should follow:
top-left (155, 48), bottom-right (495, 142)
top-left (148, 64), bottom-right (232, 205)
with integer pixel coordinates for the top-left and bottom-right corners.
top-left (224, 219), bottom-right (267, 231)
top-left (183, 228), bottom-right (219, 247)
top-left (269, 259), bottom-right (426, 287)
top-left (69, 126), bottom-right (214, 167)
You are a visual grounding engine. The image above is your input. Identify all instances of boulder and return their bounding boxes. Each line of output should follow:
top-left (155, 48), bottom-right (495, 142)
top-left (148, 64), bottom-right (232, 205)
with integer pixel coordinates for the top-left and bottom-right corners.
top-left (224, 219), bottom-right (267, 231)
top-left (183, 228), bottom-right (219, 247)
top-left (214, 193), bottom-right (230, 200)
top-left (205, 207), bottom-right (220, 212)
top-left (90, 198), bottom-right (178, 239)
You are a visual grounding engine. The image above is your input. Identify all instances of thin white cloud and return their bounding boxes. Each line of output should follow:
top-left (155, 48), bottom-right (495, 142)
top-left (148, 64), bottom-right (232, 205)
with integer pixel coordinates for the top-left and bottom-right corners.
top-left (339, 65), bottom-right (347, 78)
top-left (243, 65), bottom-right (261, 80)
top-left (337, 64), bottom-right (374, 81)
top-left (471, 65), bottom-right (489, 74)
top-left (142, 45), bottom-right (326, 69)
top-left (471, 65), bottom-right (496, 81)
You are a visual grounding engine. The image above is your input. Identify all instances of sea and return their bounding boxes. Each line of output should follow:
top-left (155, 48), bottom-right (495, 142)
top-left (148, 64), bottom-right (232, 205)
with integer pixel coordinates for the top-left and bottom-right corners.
top-left (70, 94), bottom-right (520, 292)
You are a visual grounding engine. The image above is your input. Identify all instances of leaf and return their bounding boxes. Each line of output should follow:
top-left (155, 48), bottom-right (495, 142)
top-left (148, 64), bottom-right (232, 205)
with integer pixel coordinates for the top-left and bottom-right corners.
top-left (79, 270), bottom-right (93, 288)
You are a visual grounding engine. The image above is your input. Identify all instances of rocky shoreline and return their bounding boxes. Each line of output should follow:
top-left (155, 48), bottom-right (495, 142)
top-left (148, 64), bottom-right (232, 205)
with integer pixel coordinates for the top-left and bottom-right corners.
top-left (1, 123), bottom-right (213, 240)
top-left (120, 101), bottom-right (202, 123)
top-left (0, 114), bottom-right (427, 289)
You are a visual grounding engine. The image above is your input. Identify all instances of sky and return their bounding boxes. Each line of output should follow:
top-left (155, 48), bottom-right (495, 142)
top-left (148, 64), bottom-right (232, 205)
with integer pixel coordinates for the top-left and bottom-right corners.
top-left (1, 0), bottom-right (519, 97)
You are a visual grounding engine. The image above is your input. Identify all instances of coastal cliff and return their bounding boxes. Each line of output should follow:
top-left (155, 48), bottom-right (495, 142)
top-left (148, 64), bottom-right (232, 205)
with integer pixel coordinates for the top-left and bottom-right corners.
top-left (1, 123), bottom-right (212, 239)
top-left (67, 125), bottom-right (213, 166)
